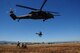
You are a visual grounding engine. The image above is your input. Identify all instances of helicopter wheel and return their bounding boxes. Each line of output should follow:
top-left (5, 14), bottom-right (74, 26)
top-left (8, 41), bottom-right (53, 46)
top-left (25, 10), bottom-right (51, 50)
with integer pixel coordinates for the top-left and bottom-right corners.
top-left (18, 19), bottom-right (20, 22)
top-left (43, 19), bottom-right (46, 22)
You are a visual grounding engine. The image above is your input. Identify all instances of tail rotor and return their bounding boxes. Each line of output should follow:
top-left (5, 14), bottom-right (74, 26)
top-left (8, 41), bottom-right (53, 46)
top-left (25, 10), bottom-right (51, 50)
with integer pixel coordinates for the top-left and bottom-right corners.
top-left (9, 8), bottom-right (17, 20)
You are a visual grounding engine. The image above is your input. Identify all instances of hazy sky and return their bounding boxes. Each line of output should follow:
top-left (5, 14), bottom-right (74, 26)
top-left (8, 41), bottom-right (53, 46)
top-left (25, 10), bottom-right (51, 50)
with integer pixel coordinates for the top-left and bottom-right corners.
top-left (0, 0), bottom-right (80, 42)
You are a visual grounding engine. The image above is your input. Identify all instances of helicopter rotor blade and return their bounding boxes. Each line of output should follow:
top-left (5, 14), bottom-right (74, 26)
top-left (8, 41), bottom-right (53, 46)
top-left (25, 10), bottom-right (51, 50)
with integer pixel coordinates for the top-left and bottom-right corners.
top-left (50, 12), bottom-right (59, 14)
top-left (16, 4), bottom-right (38, 10)
top-left (46, 11), bottom-right (59, 14)
top-left (54, 15), bottom-right (61, 16)
top-left (40, 0), bottom-right (47, 10)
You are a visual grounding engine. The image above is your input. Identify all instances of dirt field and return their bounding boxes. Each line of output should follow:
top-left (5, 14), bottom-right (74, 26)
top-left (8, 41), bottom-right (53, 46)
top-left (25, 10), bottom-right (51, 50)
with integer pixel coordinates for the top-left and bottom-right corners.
top-left (0, 43), bottom-right (80, 53)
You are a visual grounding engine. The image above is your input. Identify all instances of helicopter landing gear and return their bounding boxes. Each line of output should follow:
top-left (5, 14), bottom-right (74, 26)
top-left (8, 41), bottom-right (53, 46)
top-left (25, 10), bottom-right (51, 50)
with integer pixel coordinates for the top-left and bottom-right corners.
top-left (43, 19), bottom-right (47, 22)
top-left (43, 20), bottom-right (45, 22)
top-left (18, 19), bottom-right (20, 22)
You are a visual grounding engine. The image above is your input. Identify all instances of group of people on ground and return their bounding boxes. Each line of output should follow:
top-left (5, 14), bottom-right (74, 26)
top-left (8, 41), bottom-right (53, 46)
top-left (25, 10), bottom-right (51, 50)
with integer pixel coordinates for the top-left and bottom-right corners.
top-left (17, 41), bottom-right (27, 48)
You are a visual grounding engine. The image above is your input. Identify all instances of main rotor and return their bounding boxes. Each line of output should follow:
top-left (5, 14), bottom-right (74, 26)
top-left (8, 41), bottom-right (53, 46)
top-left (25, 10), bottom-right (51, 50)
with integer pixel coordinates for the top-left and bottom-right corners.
top-left (16, 0), bottom-right (47, 11)
top-left (16, 0), bottom-right (59, 14)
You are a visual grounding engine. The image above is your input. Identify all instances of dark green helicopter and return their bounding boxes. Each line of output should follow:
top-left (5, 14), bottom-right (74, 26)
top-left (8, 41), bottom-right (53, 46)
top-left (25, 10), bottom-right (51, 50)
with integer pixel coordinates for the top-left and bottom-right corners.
top-left (10, 0), bottom-right (60, 22)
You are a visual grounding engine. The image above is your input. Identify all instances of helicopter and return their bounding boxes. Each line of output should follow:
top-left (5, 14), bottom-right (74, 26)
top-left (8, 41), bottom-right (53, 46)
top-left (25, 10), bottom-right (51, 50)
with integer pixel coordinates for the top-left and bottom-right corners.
top-left (36, 31), bottom-right (43, 37)
top-left (10, 0), bottom-right (60, 22)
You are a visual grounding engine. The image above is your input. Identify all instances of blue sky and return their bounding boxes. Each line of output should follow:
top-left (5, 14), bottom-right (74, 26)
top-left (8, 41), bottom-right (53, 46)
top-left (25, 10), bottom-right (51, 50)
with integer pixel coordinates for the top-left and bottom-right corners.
top-left (0, 0), bottom-right (80, 42)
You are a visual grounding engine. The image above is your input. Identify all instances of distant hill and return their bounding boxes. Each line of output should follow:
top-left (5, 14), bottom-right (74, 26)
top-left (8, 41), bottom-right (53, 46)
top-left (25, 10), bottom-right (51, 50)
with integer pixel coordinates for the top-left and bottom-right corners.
top-left (0, 41), bottom-right (80, 45)
top-left (0, 41), bottom-right (17, 45)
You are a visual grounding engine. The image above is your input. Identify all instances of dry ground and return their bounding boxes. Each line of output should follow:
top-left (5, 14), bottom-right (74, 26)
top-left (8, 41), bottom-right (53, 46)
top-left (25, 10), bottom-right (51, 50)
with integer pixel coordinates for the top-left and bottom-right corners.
top-left (0, 43), bottom-right (80, 53)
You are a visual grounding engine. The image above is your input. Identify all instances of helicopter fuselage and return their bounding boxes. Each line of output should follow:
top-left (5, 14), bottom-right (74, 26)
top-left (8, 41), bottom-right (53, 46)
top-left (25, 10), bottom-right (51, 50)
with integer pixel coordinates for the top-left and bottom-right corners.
top-left (10, 10), bottom-right (54, 21)
top-left (28, 11), bottom-right (54, 20)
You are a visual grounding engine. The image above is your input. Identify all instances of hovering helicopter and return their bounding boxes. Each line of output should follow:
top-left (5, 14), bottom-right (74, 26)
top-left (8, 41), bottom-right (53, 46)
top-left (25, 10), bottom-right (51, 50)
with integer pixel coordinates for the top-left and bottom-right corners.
top-left (10, 0), bottom-right (60, 21)
top-left (36, 31), bottom-right (43, 37)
